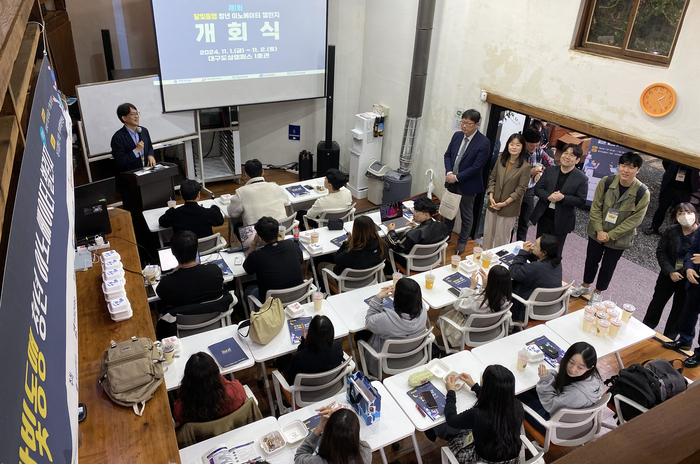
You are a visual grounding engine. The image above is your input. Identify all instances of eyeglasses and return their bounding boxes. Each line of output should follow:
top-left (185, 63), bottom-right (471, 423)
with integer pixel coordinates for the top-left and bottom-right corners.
top-left (460, 120), bottom-right (477, 127)
top-left (129, 112), bottom-right (140, 116)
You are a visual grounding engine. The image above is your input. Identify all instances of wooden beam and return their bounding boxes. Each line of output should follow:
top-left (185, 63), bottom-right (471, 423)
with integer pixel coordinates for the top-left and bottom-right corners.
top-left (485, 93), bottom-right (700, 168)
top-left (0, 115), bottom-right (19, 231)
top-left (0, 0), bottom-right (35, 100)
top-left (9, 23), bottom-right (40, 123)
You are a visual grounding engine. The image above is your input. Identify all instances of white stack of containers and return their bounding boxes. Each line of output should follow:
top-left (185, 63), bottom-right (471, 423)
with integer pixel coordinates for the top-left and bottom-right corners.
top-left (100, 250), bottom-right (132, 321)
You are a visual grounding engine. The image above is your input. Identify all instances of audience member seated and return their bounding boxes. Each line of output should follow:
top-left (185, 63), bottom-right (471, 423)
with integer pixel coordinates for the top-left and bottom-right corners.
top-left (354, 278), bottom-right (428, 375)
top-left (158, 180), bottom-right (224, 238)
top-left (173, 352), bottom-right (247, 426)
top-left (155, 231), bottom-right (227, 338)
top-left (386, 196), bottom-right (448, 268)
top-left (300, 168), bottom-right (352, 229)
top-left (243, 216), bottom-right (304, 305)
top-left (508, 234), bottom-right (563, 323)
top-left (227, 158), bottom-right (291, 227)
top-left (517, 342), bottom-right (602, 433)
top-left (440, 266), bottom-right (512, 347)
top-left (424, 365), bottom-right (524, 464)
top-left (316, 215), bottom-right (388, 291)
top-left (276, 315), bottom-right (344, 386)
top-left (294, 406), bottom-right (372, 464)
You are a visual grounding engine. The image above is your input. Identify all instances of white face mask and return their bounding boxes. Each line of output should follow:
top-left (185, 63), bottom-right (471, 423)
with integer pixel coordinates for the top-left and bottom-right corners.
top-left (677, 214), bottom-right (696, 227)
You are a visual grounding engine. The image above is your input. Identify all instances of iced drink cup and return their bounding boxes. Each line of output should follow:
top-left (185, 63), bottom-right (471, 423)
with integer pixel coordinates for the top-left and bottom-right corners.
top-left (162, 342), bottom-right (175, 364)
top-left (167, 200), bottom-right (177, 209)
top-left (582, 314), bottom-right (595, 332)
top-left (473, 247), bottom-right (483, 261)
top-left (451, 255), bottom-right (461, 271)
top-left (313, 292), bottom-right (323, 311)
top-left (311, 231), bottom-right (320, 244)
top-left (608, 318), bottom-right (622, 338)
top-left (425, 274), bottom-right (435, 289)
top-left (516, 352), bottom-right (528, 372)
top-left (597, 319), bottom-right (610, 338)
top-left (481, 252), bottom-right (492, 268)
top-left (392, 272), bottom-right (403, 285)
top-left (621, 304), bottom-right (635, 322)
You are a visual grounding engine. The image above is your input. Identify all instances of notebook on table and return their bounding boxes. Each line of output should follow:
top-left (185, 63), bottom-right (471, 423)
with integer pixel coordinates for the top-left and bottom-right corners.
top-left (207, 337), bottom-right (249, 368)
top-left (407, 381), bottom-right (446, 420)
top-left (286, 185), bottom-right (309, 197)
top-left (380, 201), bottom-right (410, 229)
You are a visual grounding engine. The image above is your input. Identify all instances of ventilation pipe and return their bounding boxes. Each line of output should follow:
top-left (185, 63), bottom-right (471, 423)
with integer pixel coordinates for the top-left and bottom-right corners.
top-left (398, 0), bottom-right (437, 174)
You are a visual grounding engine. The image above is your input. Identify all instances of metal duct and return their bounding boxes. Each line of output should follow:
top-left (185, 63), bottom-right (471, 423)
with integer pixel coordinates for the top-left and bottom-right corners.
top-left (398, 0), bottom-right (436, 173)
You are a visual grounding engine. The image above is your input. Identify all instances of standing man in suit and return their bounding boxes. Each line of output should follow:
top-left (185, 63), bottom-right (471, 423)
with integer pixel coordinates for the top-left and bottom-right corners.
top-left (644, 161), bottom-right (699, 235)
top-left (110, 103), bottom-right (156, 210)
top-left (443, 109), bottom-right (491, 255)
top-left (530, 143), bottom-right (588, 255)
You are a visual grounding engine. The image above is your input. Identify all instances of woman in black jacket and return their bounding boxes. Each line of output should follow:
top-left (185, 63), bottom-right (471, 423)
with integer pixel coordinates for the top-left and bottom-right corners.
top-left (317, 216), bottom-right (388, 291)
top-left (424, 365), bottom-right (524, 464)
top-left (509, 234), bottom-right (562, 322)
top-left (643, 203), bottom-right (698, 338)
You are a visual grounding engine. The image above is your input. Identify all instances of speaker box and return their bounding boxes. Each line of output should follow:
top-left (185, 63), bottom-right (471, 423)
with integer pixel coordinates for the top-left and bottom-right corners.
top-left (316, 140), bottom-right (340, 178)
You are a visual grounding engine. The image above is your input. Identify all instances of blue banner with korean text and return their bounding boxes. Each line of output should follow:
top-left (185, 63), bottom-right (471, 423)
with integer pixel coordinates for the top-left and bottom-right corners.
top-left (0, 57), bottom-right (77, 463)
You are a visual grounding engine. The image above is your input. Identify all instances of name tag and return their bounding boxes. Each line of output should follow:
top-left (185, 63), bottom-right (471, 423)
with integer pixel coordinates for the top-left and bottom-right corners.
top-left (549, 201), bottom-right (556, 209)
top-left (676, 259), bottom-right (684, 270)
top-left (605, 209), bottom-right (620, 224)
top-left (676, 169), bottom-right (686, 182)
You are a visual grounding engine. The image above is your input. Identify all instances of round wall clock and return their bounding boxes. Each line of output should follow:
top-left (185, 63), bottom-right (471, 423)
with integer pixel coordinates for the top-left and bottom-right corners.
top-left (640, 83), bottom-right (677, 117)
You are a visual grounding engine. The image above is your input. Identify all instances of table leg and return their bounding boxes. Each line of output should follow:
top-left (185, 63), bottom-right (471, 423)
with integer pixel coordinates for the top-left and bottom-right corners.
top-left (157, 231), bottom-right (164, 248)
top-left (347, 334), bottom-right (357, 366)
top-left (615, 351), bottom-right (624, 369)
top-left (379, 448), bottom-right (389, 464)
top-left (236, 277), bottom-right (249, 318)
top-left (260, 361), bottom-right (275, 414)
top-left (310, 256), bottom-right (319, 287)
top-left (411, 432), bottom-right (424, 464)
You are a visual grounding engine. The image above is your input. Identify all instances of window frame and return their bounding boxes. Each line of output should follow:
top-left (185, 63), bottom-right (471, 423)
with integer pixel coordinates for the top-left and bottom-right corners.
top-left (575, 0), bottom-right (690, 67)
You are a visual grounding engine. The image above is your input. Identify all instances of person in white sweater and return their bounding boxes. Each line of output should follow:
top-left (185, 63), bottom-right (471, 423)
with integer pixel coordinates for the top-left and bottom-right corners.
top-left (440, 266), bottom-right (512, 347)
top-left (227, 159), bottom-right (290, 226)
top-left (304, 168), bottom-right (352, 227)
top-left (518, 341), bottom-right (603, 433)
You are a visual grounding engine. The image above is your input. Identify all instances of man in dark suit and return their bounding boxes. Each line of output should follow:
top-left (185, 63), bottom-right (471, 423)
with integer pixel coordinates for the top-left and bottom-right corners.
top-left (644, 161), bottom-right (699, 235)
top-left (158, 179), bottom-right (224, 238)
top-left (443, 109), bottom-right (491, 255)
top-left (530, 143), bottom-right (588, 254)
top-left (110, 103), bottom-right (156, 210)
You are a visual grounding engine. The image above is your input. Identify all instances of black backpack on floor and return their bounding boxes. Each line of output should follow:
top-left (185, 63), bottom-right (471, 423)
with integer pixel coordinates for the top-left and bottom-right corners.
top-left (604, 359), bottom-right (686, 421)
top-left (299, 150), bottom-right (314, 181)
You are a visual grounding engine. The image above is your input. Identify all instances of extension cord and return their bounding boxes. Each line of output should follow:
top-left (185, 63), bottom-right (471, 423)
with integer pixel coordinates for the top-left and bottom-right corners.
top-left (285, 169), bottom-right (299, 175)
top-left (88, 241), bottom-right (111, 251)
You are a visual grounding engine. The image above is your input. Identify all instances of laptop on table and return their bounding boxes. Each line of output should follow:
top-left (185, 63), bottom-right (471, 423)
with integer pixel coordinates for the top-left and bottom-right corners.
top-left (380, 201), bottom-right (410, 229)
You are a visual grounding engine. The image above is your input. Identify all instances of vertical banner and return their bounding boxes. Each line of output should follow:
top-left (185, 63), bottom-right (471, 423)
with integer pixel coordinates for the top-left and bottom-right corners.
top-left (0, 57), bottom-right (77, 463)
top-left (583, 137), bottom-right (634, 204)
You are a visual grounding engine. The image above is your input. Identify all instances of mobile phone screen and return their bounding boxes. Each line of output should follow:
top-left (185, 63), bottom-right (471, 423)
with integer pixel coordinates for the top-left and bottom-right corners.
top-left (421, 391), bottom-right (438, 408)
top-left (448, 286), bottom-right (460, 297)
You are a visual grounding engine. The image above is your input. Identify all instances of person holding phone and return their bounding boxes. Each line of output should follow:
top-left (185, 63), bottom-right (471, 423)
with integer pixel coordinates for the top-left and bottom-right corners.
top-left (294, 404), bottom-right (372, 464)
top-left (440, 266), bottom-right (512, 348)
top-left (424, 365), bottom-right (523, 464)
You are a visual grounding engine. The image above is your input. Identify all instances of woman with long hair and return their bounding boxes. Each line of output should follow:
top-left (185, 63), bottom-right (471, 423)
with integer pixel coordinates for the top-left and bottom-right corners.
top-left (643, 203), bottom-right (699, 339)
top-left (294, 405), bottom-right (372, 464)
top-left (509, 234), bottom-right (563, 322)
top-left (482, 133), bottom-right (531, 249)
top-left (518, 342), bottom-right (602, 432)
top-left (283, 315), bottom-right (344, 383)
top-left (354, 278), bottom-right (428, 375)
top-left (174, 352), bottom-right (247, 425)
top-left (440, 266), bottom-right (513, 347)
top-left (425, 365), bottom-right (524, 464)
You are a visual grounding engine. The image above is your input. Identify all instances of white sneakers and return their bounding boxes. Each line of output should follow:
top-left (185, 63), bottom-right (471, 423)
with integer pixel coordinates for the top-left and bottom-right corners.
top-left (571, 284), bottom-right (590, 298)
top-left (590, 292), bottom-right (603, 304)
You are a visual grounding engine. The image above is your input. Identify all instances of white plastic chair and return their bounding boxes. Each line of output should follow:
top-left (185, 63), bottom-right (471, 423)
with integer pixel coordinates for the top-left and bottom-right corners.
top-left (438, 303), bottom-right (513, 354)
top-left (278, 212), bottom-right (299, 235)
top-left (522, 393), bottom-right (612, 454)
top-left (357, 326), bottom-right (435, 381)
top-left (272, 353), bottom-right (355, 414)
top-left (175, 290), bottom-right (237, 338)
top-left (247, 279), bottom-right (317, 318)
top-left (440, 435), bottom-right (545, 464)
top-left (198, 232), bottom-right (227, 256)
top-left (389, 239), bottom-right (448, 276)
top-left (303, 203), bottom-right (356, 229)
top-left (321, 262), bottom-right (385, 295)
top-left (511, 281), bottom-right (574, 328)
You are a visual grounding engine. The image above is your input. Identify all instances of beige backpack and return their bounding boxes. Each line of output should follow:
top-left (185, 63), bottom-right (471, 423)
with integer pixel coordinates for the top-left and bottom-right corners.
top-left (99, 337), bottom-right (164, 416)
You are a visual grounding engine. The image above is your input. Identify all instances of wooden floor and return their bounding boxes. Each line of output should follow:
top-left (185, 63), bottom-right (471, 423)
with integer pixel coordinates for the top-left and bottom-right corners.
top-left (160, 170), bottom-right (699, 464)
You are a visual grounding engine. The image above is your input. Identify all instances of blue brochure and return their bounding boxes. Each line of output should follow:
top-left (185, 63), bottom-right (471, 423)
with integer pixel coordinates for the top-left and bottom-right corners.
top-left (208, 337), bottom-right (248, 368)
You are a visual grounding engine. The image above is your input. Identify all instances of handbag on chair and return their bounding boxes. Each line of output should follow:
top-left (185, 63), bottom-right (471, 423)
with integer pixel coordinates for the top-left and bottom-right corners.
top-left (237, 297), bottom-right (285, 344)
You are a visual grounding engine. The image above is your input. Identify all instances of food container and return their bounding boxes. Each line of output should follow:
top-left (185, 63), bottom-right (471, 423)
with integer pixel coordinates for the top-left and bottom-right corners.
top-left (100, 250), bottom-right (121, 263)
top-left (102, 267), bottom-right (125, 281)
top-left (285, 302), bottom-right (305, 319)
top-left (160, 336), bottom-right (182, 355)
top-left (101, 258), bottom-right (123, 271)
top-left (444, 371), bottom-right (464, 390)
top-left (260, 430), bottom-right (286, 455)
top-left (111, 308), bottom-right (133, 322)
top-left (426, 359), bottom-right (449, 379)
top-left (102, 278), bottom-right (126, 301)
top-left (459, 259), bottom-right (478, 274)
top-left (220, 193), bottom-right (231, 205)
top-left (280, 421), bottom-right (307, 445)
top-left (307, 243), bottom-right (323, 255)
top-left (108, 296), bottom-right (131, 315)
